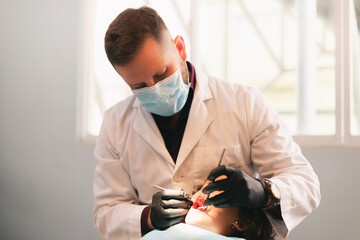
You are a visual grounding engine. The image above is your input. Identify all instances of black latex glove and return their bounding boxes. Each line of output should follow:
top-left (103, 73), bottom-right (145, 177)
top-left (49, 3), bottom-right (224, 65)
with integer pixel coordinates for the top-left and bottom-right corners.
top-left (202, 165), bottom-right (267, 208)
top-left (150, 189), bottom-right (193, 229)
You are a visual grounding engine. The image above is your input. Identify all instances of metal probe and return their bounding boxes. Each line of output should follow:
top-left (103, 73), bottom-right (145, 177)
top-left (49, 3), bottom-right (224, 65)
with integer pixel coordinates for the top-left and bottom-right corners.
top-left (151, 184), bottom-right (191, 200)
top-left (217, 148), bottom-right (226, 166)
top-left (151, 184), bottom-right (167, 191)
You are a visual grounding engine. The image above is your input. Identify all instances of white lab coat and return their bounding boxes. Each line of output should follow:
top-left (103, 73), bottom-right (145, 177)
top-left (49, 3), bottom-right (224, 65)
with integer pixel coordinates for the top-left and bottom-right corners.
top-left (93, 69), bottom-right (321, 240)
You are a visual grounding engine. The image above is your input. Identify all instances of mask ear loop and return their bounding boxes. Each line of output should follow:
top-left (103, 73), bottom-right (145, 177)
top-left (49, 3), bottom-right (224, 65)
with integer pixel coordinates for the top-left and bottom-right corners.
top-left (184, 61), bottom-right (190, 85)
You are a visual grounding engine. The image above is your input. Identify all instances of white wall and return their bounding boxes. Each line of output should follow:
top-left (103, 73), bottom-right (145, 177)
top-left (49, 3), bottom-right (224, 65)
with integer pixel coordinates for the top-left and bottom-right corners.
top-left (288, 147), bottom-right (360, 239)
top-left (0, 0), bottom-right (98, 239)
top-left (0, 1), bottom-right (359, 239)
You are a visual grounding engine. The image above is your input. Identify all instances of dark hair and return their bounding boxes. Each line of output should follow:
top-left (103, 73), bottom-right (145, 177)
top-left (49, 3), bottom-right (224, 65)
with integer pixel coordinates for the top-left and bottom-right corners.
top-left (104, 6), bottom-right (168, 66)
top-left (233, 207), bottom-right (276, 240)
top-left (193, 183), bottom-right (275, 240)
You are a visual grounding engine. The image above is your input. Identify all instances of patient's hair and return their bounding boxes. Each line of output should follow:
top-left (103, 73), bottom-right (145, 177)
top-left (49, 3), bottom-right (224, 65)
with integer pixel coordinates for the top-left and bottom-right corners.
top-left (104, 6), bottom-right (168, 66)
top-left (193, 184), bottom-right (275, 240)
top-left (232, 207), bottom-right (275, 240)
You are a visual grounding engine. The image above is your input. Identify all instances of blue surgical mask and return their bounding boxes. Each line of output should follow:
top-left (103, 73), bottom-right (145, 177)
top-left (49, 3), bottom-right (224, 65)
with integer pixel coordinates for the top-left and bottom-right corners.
top-left (131, 68), bottom-right (190, 116)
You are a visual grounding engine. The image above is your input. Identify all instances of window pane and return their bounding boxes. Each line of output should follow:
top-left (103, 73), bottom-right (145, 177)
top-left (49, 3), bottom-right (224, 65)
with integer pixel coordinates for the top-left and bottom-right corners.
top-left (351, 0), bottom-right (360, 135)
top-left (199, 0), bottom-right (336, 135)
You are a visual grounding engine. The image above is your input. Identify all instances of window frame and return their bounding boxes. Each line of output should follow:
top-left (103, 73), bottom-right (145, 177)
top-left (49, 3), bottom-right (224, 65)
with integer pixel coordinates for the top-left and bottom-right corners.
top-left (78, 0), bottom-right (97, 144)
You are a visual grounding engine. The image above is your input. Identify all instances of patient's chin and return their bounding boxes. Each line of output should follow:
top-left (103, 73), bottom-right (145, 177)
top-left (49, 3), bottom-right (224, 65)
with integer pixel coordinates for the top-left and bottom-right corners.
top-left (185, 208), bottom-right (201, 225)
top-left (185, 207), bottom-right (220, 234)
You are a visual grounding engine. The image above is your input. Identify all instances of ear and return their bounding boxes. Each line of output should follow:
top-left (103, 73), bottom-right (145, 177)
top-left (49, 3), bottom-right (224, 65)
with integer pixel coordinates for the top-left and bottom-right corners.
top-left (232, 220), bottom-right (249, 232)
top-left (173, 35), bottom-right (187, 61)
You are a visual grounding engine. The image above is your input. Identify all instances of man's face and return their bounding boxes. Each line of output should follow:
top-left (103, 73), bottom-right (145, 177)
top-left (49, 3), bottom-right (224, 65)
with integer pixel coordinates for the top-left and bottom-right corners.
top-left (114, 33), bottom-right (186, 90)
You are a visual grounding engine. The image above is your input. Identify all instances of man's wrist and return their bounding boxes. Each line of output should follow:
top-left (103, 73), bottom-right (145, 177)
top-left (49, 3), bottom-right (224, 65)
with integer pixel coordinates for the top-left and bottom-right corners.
top-left (258, 178), bottom-right (281, 210)
top-left (147, 209), bottom-right (155, 230)
top-left (141, 206), bottom-right (153, 236)
top-left (264, 193), bottom-right (272, 207)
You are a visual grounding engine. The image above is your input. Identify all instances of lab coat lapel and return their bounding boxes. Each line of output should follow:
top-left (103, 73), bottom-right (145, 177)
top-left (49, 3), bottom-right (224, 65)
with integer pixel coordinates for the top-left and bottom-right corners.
top-left (175, 71), bottom-right (213, 171)
top-left (133, 101), bottom-right (175, 167)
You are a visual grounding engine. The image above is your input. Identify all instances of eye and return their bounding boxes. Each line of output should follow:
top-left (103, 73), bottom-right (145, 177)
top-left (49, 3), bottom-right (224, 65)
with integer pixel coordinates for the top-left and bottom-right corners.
top-left (154, 67), bottom-right (167, 80)
top-left (133, 82), bottom-right (147, 90)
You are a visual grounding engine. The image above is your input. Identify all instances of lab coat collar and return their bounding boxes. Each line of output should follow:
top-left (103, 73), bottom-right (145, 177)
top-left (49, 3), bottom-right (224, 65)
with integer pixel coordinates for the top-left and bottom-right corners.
top-left (192, 68), bottom-right (213, 101)
top-left (132, 96), bottom-right (141, 108)
top-left (132, 66), bottom-right (214, 169)
top-left (175, 68), bottom-right (214, 171)
top-left (132, 106), bottom-right (175, 167)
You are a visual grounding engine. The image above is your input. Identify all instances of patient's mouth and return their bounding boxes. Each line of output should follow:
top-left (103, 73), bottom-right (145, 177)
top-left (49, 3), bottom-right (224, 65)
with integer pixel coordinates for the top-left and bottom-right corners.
top-left (192, 194), bottom-right (208, 212)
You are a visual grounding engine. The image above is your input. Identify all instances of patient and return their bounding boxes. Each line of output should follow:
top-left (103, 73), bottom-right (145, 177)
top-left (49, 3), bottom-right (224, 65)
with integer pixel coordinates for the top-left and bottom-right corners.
top-left (141, 176), bottom-right (275, 240)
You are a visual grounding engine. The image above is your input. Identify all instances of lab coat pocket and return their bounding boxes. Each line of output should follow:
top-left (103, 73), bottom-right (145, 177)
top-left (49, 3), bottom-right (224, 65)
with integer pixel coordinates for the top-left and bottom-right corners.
top-left (192, 145), bottom-right (244, 190)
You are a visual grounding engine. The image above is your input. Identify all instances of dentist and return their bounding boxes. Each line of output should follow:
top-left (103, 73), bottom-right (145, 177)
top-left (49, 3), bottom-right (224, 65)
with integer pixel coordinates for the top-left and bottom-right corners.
top-left (93, 6), bottom-right (320, 240)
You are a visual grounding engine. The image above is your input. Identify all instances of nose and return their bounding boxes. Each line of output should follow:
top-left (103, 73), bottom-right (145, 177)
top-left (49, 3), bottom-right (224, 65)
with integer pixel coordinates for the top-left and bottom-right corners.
top-left (145, 79), bottom-right (155, 87)
top-left (144, 78), bottom-right (162, 88)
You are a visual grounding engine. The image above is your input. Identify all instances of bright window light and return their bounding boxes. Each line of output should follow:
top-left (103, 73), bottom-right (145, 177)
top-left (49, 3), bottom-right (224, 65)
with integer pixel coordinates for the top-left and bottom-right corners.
top-left (80, 0), bottom-right (360, 146)
top-left (351, 0), bottom-right (360, 135)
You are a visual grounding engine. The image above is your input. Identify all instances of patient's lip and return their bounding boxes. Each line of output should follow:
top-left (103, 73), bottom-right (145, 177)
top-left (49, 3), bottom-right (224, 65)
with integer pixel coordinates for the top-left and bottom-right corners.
top-left (193, 194), bottom-right (208, 212)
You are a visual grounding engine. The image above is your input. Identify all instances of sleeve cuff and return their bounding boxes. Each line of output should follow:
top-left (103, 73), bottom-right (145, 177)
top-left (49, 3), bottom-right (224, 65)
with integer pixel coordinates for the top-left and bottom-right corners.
top-left (141, 205), bottom-right (152, 236)
top-left (265, 204), bottom-right (283, 220)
